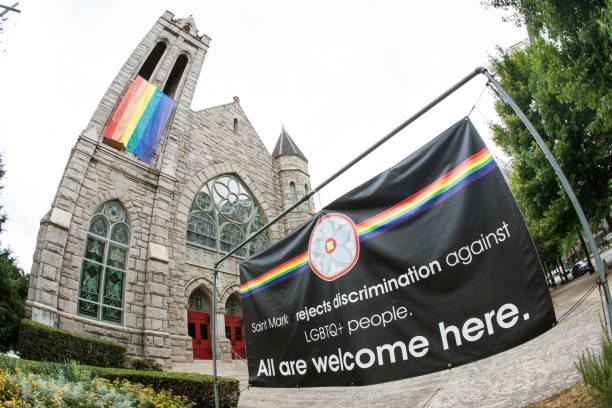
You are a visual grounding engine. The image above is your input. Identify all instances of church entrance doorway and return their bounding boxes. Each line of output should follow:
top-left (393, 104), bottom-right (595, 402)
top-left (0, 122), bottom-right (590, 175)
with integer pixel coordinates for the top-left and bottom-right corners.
top-left (188, 288), bottom-right (212, 359)
top-left (224, 315), bottom-right (245, 359)
top-left (188, 311), bottom-right (212, 359)
top-left (225, 293), bottom-right (245, 359)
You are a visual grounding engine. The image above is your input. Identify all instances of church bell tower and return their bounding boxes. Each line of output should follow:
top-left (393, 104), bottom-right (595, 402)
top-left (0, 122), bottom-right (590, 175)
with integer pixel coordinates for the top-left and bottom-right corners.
top-left (26, 12), bottom-right (211, 366)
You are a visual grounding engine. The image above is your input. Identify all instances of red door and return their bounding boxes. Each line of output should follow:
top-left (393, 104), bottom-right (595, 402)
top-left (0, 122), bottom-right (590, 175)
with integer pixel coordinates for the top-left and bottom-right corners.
top-left (224, 315), bottom-right (246, 359)
top-left (188, 311), bottom-right (212, 359)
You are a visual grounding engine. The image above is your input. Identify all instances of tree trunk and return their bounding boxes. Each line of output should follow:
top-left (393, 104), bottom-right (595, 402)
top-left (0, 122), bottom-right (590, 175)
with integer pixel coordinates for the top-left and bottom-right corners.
top-left (605, 214), bottom-right (612, 234)
top-left (576, 226), bottom-right (595, 274)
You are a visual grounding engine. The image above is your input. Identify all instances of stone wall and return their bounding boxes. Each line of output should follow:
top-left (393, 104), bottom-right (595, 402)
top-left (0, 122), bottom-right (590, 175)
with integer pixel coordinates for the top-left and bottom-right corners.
top-left (165, 101), bottom-right (288, 362)
top-left (276, 155), bottom-right (315, 233)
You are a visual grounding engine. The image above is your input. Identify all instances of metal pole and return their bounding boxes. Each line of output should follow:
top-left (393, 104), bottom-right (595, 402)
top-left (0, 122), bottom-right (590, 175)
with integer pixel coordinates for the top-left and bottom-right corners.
top-left (213, 67), bottom-right (482, 270)
top-left (481, 67), bottom-right (612, 331)
top-left (211, 267), bottom-right (220, 408)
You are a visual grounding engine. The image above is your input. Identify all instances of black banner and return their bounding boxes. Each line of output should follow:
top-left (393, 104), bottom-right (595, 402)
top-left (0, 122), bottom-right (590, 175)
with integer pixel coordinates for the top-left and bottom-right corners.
top-left (239, 118), bottom-right (556, 387)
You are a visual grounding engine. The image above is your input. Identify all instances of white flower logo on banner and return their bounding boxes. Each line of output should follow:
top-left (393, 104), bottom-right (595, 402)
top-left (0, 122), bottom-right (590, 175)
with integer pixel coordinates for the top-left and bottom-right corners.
top-left (309, 213), bottom-right (360, 281)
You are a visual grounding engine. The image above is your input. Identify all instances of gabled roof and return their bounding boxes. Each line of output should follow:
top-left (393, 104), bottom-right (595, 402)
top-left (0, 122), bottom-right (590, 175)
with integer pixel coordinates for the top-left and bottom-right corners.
top-left (272, 126), bottom-right (308, 162)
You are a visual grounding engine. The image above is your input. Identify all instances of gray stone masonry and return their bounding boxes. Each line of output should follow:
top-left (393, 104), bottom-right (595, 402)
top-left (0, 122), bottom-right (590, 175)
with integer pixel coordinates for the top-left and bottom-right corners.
top-left (26, 11), bottom-right (314, 368)
top-left (276, 155), bottom-right (315, 233)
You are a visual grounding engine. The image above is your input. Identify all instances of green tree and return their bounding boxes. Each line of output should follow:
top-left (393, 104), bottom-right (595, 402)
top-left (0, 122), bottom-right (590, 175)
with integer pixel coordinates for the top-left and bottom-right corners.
top-left (484, 0), bottom-right (612, 255)
top-left (484, 0), bottom-right (612, 132)
top-left (490, 41), bottom-right (612, 256)
top-left (0, 248), bottom-right (28, 352)
top-left (0, 155), bottom-right (29, 352)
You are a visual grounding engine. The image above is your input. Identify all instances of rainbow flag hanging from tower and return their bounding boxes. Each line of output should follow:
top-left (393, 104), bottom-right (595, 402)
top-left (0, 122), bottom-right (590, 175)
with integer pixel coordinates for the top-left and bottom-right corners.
top-left (103, 75), bottom-right (176, 163)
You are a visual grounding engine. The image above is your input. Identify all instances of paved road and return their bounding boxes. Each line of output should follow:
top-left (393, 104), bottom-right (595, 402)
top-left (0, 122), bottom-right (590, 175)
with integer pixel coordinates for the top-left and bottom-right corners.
top-left (238, 272), bottom-right (605, 407)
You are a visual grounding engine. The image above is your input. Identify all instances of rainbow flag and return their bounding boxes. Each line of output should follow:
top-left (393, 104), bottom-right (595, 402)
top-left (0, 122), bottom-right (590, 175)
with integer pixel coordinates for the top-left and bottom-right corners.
top-left (103, 75), bottom-right (176, 163)
top-left (240, 146), bottom-right (496, 297)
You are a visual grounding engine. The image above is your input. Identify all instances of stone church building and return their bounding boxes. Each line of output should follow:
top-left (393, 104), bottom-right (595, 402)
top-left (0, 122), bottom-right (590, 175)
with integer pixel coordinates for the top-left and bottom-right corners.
top-left (25, 11), bottom-right (314, 367)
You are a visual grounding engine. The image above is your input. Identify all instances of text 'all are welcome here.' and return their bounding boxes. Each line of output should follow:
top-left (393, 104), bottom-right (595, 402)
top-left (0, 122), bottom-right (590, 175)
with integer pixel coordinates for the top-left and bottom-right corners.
top-left (252, 220), bottom-right (533, 378)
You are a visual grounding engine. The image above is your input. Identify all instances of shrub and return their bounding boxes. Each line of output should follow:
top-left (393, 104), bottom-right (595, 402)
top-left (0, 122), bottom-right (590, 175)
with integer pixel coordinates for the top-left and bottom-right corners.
top-left (576, 326), bottom-right (612, 407)
top-left (0, 355), bottom-right (240, 408)
top-left (88, 366), bottom-right (240, 408)
top-left (126, 357), bottom-right (163, 371)
top-left (16, 319), bottom-right (126, 368)
top-left (0, 361), bottom-right (195, 408)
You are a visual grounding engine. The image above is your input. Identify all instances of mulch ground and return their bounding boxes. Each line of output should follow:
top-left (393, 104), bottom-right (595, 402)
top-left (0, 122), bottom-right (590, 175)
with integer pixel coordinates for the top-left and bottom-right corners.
top-left (523, 381), bottom-right (603, 408)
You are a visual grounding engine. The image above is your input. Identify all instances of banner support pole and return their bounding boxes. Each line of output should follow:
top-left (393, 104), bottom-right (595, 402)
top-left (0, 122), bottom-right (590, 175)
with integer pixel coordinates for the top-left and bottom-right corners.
top-left (213, 68), bottom-right (482, 270)
top-left (479, 67), bottom-right (612, 331)
top-left (211, 267), bottom-right (220, 408)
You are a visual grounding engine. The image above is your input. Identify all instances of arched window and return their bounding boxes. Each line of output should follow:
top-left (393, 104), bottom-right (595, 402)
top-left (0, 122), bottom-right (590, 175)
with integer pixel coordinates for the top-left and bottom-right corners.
top-left (163, 54), bottom-right (188, 98)
top-left (290, 182), bottom-right (297, 204)
top-left (138, 41), bottom-right (167, 80)
top-left (186, 174), bottom-right (270, 257)
top-left (233, 118), bottom-right (238, 132)
top-left (78, 201), bottom-right (130, 324)
top-left (304, 183), bottom-right (309, 196)
top-left (225, 294), bottom-right (242, 317)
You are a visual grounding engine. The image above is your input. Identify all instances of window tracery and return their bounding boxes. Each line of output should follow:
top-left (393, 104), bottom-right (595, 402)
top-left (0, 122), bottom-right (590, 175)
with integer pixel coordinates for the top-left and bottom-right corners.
top-left (186, 174), bottom-right (270, 258)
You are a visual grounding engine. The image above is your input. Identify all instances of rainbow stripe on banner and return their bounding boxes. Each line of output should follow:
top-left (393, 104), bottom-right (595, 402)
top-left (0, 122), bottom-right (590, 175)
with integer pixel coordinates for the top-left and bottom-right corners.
top-left (240, 253), bottom-right (310, 297)
top-left (240, 146), bottom-right (496, 297)
top-left (356, 146), bottom-right (494, 240)
top-left (103, 75), bottom-right (176, 163)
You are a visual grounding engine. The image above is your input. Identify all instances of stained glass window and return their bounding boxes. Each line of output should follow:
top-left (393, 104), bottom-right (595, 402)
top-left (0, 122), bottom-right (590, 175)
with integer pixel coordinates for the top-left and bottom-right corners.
top-left (186, 174), bottom-right (270, 258)
top-left (220, 223), bottom-right (245, 257)
top-left (78, 201), bottom-right (130, 325)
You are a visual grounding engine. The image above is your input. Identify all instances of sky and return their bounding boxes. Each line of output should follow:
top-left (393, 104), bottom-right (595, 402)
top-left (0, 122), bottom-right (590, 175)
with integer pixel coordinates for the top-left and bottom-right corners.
top-left (0, 1), bottom-right (525, 272)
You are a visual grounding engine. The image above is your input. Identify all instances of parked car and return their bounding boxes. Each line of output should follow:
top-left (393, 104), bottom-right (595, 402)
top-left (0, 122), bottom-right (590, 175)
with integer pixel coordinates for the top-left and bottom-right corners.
top-left (571, 260), bottom-right (594, 277)
top-left (550, 266), bottom-right (573, 285)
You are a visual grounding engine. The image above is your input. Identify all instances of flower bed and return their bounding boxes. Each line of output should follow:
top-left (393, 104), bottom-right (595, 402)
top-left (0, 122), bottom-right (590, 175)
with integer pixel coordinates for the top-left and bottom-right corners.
top-left (0, 356), bottom-right (240, 408)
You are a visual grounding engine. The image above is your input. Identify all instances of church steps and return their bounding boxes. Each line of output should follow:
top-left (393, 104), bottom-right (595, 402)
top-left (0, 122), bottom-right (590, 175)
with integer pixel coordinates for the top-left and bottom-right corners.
top-left (171, 360), bottom-right (249, 387)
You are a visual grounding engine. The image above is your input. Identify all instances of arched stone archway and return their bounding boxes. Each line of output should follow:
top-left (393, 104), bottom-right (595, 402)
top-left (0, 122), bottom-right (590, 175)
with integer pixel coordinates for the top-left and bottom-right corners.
top-left (187, 287), bottom-right (212, 313)
top-left (224, 292), bottom-right (245, 358)
top-left (186, 286), bottom-right (213, 359)
top-left (225, 293), bottom-right (242, 317)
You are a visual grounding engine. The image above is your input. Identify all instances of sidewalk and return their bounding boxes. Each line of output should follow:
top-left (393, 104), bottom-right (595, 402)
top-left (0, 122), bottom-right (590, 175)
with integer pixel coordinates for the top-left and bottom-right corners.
top-left (597, 246), bottom-right (612, 266)
top-left (238, 272), bottom-right (604, 407)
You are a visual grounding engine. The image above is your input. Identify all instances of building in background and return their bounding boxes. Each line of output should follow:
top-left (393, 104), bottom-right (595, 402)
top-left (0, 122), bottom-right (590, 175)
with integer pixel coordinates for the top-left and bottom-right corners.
top-left (25, 11), bottom-right (314, 367)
